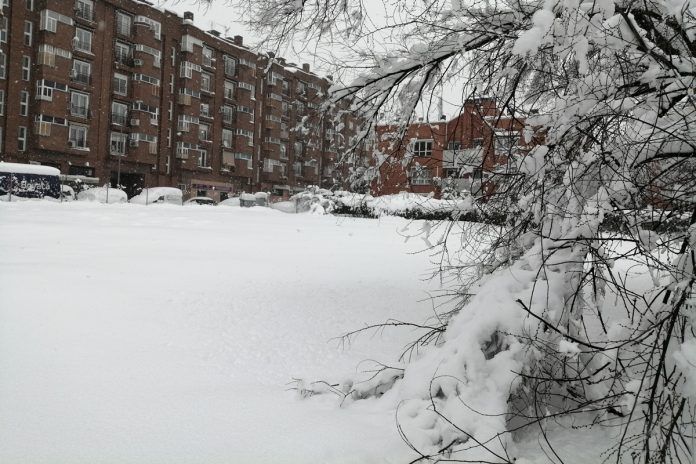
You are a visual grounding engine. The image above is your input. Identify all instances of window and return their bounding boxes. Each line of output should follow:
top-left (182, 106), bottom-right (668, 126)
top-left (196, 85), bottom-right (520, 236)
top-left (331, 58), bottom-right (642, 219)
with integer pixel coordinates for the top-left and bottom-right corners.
top-left (223, 55), bottom-right (236, 76)
top-left (134, 15), bottom-right (161, 40)
top-left (116, 12), bottom-right (131, 36)
top-left (26, 0), bottom-right (34, 11)
top-left (412, 140), bottom-right (433, 157)
top-left (234, 152), bottom-right (251, 166)
top-left (222, 129), bottom-right (233, 147)
top-left (24, 21), bottom-right (32, 46)
top-left (75, 0), bottom-right (94, 21)
top-left (109, 132), bottom-right (127, 155)
top-left (69, 124), bottom-right (88, 148)
top-left (70, 92), bottom-right (89, 118)
top-left (72, 60), bottom-right (91, 85)
top-left (0, 17), bottom-right (7, 43)
top-left (224, 81), bottom-right (235, 100)
top-left (19, 91), bottom-right (29, 116)
top-left (297, 81), bottom-right (307, 95)
top-left (200, 103), bottom-right (210, 118)
top-left (199, 123), bottom-right (210, 141)
top-left (40, 10), bottom-right (73, 32)
top-left (36, 81), bottom-right (53, 101)
top-left (114, 42), bottom-right (132, 65)
top-left (221, 105), bottom-right (235, 124)
top-left (410, 167), bottom-right (432, 185)
top-left (202, 47), bottom-right (214, 67)
top-left (111, 101), bottom-right (128, 125)
top-left (0, 90), bottom-right (4, 115)
top-left (280, 143), bottom-right (288, 159)
top-left (18, 126), bottom-right (27, 152)
top-left (73, 28), bottom-right (92, 52)
top-left (0, 52), bottom-right (6, 79)
top-left (238, 81), bottom-right (255, 93)
top-left (113, 73), bottom-right (128, 95)
top-left (179, 61), bottom-right (201, 79)
top-left (293, 162), bottom-right (302, 177)
top-left (21, 56), bottom-right (31, 81)
top-left (197, 149), bottom-right (209, 167)
top-left (472, 138), bottom-right (483, 148)
top-left (201, 72), bottom-right (212, 92)
top-left (41, 11), bottom-right (57, 32)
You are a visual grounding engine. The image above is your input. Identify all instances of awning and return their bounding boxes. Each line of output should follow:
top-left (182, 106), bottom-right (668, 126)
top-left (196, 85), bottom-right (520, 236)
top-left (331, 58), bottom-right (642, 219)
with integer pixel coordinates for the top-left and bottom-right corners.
top-left (272, 184), bottom-right (291, 191)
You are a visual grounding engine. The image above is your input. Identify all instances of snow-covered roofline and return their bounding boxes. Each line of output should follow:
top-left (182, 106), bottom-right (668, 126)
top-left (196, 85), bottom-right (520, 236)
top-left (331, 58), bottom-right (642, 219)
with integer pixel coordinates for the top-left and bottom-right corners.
top-left (0, 162), bottom-right (60, 176)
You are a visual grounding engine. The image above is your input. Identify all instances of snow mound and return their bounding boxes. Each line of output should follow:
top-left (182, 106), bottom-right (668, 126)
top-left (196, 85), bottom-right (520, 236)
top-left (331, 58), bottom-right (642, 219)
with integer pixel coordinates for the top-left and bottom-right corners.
top-left (130, 187), bottom-right (183, 205)
top-left (77, 187), bottom-right (127, 204)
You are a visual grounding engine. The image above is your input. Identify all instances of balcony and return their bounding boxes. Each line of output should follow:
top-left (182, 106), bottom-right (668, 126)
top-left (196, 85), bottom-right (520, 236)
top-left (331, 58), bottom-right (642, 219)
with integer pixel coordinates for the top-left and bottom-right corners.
top-left (75, 5), bottom-right (95, 22)
top-left (71, 72), bottom-right (91, 85)
top-left (111, 113), bottom-right (128, 126)
top-left (115, 54), bottom-right (134, 67)
top-left (71, 105), bottom-right (89, 118)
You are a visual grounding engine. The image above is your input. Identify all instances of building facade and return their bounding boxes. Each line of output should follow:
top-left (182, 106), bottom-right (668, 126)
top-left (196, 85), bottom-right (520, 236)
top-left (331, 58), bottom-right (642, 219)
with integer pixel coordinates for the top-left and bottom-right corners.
top-left (373, 98), bottom-right (526, 198)
top-left (0, 0), bottom-right (362, 200)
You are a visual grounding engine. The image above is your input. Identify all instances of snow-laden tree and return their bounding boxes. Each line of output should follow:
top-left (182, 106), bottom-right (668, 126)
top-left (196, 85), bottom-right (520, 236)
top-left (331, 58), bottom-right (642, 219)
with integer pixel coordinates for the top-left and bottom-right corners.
top-left (210, 0), bottom-right (696, 461)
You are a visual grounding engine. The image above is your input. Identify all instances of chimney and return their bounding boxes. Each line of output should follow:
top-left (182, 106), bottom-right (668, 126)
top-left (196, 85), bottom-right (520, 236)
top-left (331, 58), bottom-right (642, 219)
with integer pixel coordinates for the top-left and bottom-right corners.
top-left (183, 11), bottom-right (194, 22)
top-left (278, 57), bottom-right (286, 65)
top-left (326, 75), bottom-right (333, 81)
top-left (439, 114), bottom-right (446, 121)
top-left (233, 35), bottom-right (243, 46)
top-left (267, 52), bottom-right (275, 59)
top-left (208, 30), bottom-right (220, 37)
top-left (302, 63), bottom-right (310, 72)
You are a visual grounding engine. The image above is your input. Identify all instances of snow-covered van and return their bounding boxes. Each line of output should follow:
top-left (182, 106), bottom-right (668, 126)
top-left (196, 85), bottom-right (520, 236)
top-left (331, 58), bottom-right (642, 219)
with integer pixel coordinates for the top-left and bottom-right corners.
top-left (0, 162), bottom-right (61, 200)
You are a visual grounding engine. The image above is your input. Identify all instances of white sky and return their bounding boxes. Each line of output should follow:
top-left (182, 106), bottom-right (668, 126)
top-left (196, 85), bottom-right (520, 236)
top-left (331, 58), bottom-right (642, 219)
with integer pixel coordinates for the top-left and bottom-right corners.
top-left (159, 1), bottom-right (326, 72)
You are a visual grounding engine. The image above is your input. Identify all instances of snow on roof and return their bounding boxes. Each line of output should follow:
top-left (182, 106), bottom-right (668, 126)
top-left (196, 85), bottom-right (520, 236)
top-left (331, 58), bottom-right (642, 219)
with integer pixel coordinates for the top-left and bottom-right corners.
top-left (0, 162), bottom-right (60, 176)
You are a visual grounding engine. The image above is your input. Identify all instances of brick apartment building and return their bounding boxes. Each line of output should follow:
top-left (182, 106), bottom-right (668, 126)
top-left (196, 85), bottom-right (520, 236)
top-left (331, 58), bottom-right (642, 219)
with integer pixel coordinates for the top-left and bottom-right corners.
top-left (0, 0), bottom-right (365, 200)
top-left (373, 98), bottom-right (525, 198)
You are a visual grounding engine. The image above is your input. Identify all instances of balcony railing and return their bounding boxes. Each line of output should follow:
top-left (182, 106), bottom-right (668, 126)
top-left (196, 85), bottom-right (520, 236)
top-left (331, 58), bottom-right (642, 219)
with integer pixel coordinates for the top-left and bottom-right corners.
top-left (71, 72), bottom-right (91, 85)
top-left (111, 113), bottom-right (127, 125)
top-left (115, 54), bottom-right (134, 67)
top-left (71, 105), bottom-right (89, 118)
top-left (75, 5), bottom-right (95, 22)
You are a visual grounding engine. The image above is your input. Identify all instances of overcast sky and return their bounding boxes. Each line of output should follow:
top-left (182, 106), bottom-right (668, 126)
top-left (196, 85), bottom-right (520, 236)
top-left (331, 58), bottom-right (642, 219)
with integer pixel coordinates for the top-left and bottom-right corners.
top-left (158, 0), bottom-right (465, 121)
top-left (159, 1), bottom-right (326, 71)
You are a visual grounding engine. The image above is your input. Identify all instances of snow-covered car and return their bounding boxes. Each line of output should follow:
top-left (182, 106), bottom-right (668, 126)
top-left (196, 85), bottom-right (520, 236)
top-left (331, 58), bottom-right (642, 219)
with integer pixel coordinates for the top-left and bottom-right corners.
top-left (184, 196), bottom-right (217, 206)
top-left (76, 187), bottom-right (127, 204)
top-left (219, 197), bottom-right (241, 207)
top-left (130, 187), bottom-right (183, 205)
top-left (239, 193), bottom-right (257, 207)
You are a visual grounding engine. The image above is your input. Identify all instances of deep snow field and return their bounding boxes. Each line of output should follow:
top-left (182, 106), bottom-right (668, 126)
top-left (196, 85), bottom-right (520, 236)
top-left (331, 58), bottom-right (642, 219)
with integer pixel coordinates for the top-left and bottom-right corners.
top-left (0, 201), bottom-right (450, 464)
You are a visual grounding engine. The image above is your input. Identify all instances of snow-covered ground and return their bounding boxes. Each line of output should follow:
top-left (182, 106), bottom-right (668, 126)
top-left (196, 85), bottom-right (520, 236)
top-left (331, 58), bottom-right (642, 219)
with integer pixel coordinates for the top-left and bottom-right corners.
top-left (0, 201), bottom-right (447, 463)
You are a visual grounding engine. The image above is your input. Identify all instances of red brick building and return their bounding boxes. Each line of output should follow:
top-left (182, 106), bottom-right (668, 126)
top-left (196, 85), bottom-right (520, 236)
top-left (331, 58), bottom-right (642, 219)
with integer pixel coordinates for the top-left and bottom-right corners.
top-left (373, 98), bottom-right (525, 198)
top-left (0, 0), bottom-right (363, 200)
